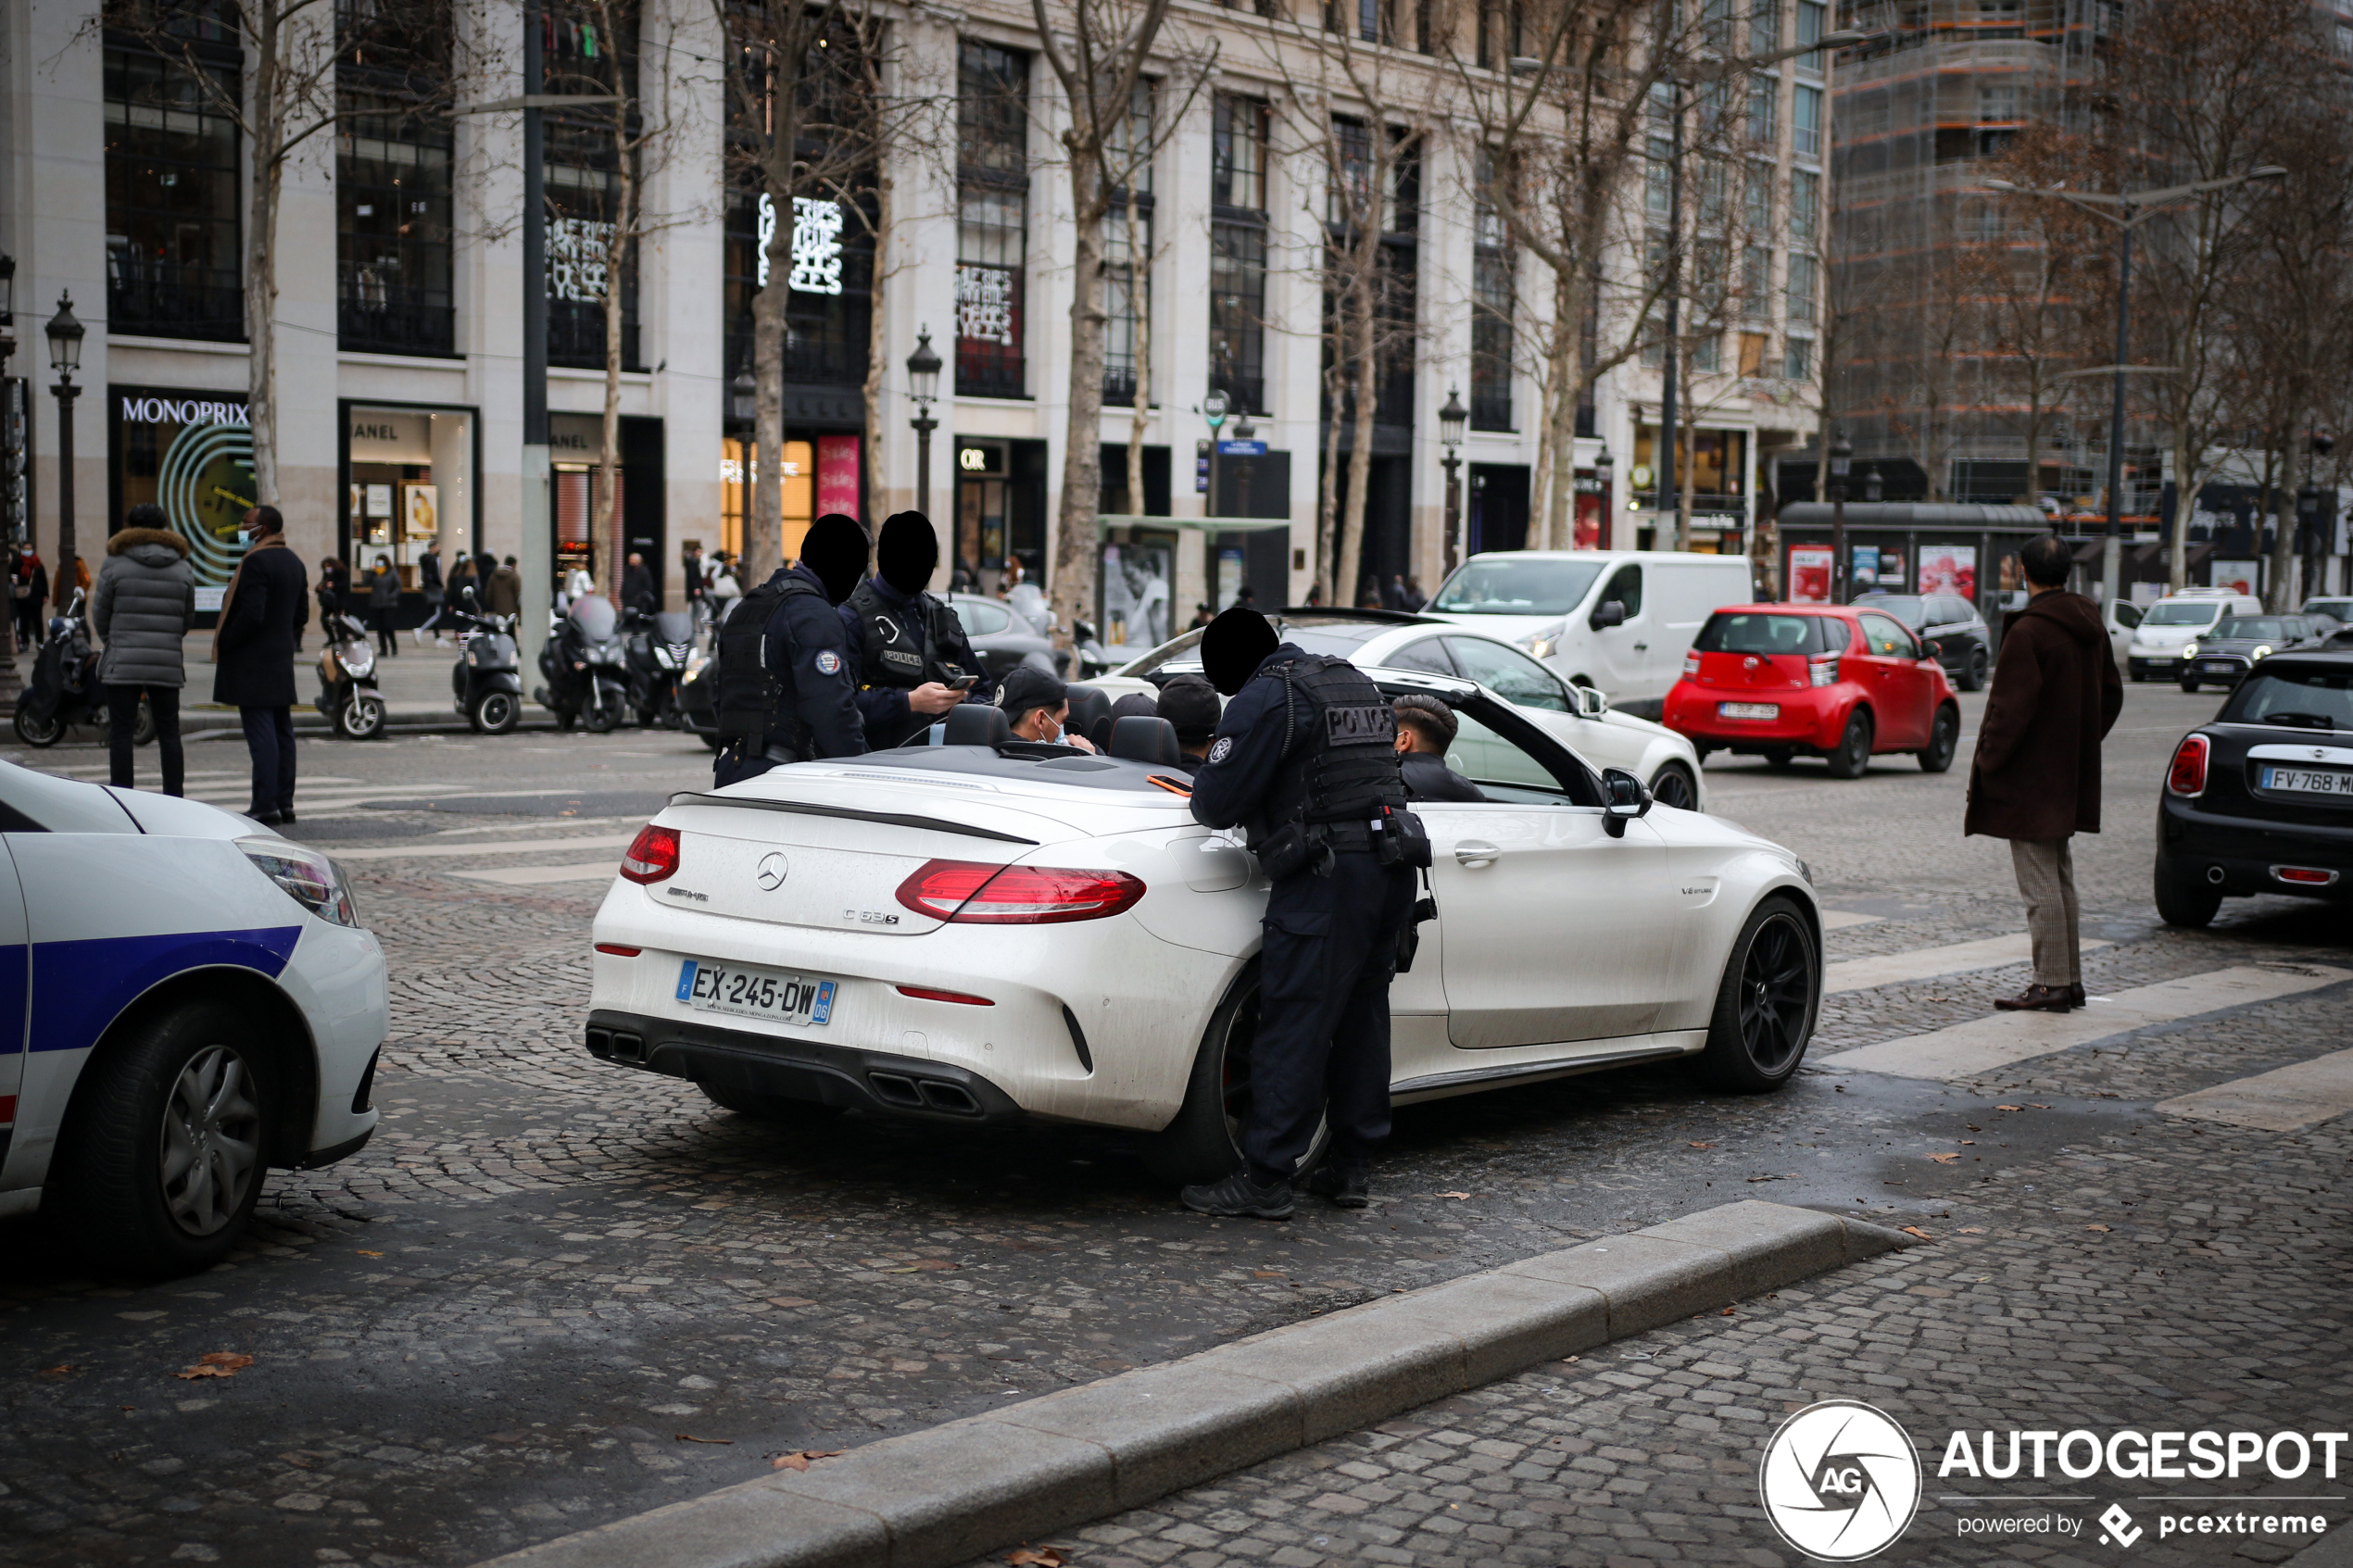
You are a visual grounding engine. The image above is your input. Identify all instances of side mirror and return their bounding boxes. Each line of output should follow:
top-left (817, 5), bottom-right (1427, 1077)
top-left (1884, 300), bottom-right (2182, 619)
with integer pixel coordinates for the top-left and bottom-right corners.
top-left (1573, 684), bottom-right (1609, 719)
top-left (1599, 767), bottom-right (1651, 838)
top-left (1591, 599), bottom-right (1628, 631)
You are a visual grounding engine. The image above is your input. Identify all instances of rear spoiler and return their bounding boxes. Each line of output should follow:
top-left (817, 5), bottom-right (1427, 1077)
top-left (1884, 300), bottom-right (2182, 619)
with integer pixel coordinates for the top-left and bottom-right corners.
top-left (667, 792), bottom-right (1038, 846)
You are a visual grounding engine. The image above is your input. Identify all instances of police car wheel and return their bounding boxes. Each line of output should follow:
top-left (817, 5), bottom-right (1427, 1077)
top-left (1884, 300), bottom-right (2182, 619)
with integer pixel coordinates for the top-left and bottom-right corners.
top-left (48, 1000), bottom-right (276, 1275)
top-left (698, 1081), bottom-right (842, 1123)
top-left (1694, 897), bottom-right (1818, 1093)
top-left (1143, 966), bottom-right (1331, 1185)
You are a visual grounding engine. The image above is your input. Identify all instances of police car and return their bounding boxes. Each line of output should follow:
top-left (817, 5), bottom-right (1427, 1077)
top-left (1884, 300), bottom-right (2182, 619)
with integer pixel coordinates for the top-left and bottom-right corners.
top-left (0, 762), bottom-right (387, 1273)
top-left (585, 669), bottom-right (1820, 1183)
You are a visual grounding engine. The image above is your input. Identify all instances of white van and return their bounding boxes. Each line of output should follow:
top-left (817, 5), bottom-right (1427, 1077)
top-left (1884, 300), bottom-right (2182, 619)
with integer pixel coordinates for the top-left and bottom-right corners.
top-left (2125, 588), bottom-right (2263, 683)
top-left (1423, 550), bottom-right (1756, 709)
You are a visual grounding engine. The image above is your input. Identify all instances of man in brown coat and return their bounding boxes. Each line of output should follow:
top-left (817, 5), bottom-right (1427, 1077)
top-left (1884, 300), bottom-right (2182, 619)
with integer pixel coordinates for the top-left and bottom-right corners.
top-left (1965, 533), bottom-right (2124, 1012)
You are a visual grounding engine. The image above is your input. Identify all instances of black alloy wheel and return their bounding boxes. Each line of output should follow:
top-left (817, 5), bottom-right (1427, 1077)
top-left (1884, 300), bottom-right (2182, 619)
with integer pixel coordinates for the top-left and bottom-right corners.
top-left (1695, 897), bottom-right (1818, 1091)
top-left (1143, 966), bottom-right (1328, 1185)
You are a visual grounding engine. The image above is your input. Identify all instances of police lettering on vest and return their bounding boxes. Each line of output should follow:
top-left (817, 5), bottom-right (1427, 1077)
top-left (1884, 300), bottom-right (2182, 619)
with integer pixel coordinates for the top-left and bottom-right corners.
top-left (846, 580), bottom-right (968, 690)
top-left (1265, 656), bottom-right (1409, 834)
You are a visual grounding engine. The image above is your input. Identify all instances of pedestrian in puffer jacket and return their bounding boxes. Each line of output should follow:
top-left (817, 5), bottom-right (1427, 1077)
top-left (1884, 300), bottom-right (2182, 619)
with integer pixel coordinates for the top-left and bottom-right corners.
top-left (365, 554), bottom-right (402, 657)
top-left (91, 504), bottom-right (195, 796)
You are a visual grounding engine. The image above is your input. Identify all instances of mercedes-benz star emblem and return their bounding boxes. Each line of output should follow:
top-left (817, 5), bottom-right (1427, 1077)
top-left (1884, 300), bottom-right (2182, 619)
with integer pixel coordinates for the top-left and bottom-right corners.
top-left (755, 852), bottom-right (790, 891)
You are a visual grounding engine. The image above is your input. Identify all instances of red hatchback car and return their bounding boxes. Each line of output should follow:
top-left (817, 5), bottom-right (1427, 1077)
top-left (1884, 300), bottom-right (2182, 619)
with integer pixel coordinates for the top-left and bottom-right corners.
top-left (1663, 604), bottom-right (1962, 778)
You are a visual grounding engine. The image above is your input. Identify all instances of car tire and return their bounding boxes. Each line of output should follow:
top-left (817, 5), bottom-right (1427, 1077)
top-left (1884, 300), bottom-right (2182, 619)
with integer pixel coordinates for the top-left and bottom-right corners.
top-left (1143, 965), bottom-right (1329, 1185)
top-left (1959, 646), bottom-right (1989, 692)
top-left (2179, 677), bottom-right (2199, 694)
top-left (1823, 710), bottom-right (1874, 779)
top-left (2154, 871), bottom-right (2223, 929)
top-left (472, 690), bottom-right (520, 735)
top-left (46, 999), bottom-right (276, 1276)
top-left (1649, 762), bottom-right (1699, 811)
top-left (1916, 705), bottom-right (1960, 773)
top-left (1694, 896), bottom-right (1818, 1092)
top-left (336, 693), bottom-right (386, 741)
top-left (1762, 746), bottom-right (1795, 770)
top-left (698, 1080), bottom-right (841, 1124)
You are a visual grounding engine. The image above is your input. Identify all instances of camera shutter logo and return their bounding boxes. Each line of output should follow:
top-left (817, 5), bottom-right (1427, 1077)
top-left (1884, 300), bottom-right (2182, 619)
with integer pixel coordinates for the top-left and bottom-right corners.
top-left (1757, 1399), bottom-right (1922, 1561)
top-left (756, 852), bottom-right (790, 892)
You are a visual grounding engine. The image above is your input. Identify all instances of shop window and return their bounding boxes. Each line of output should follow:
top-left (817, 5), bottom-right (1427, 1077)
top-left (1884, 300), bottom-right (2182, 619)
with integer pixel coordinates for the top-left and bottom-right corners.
top-left (105, 45), bottom-right (244, 342)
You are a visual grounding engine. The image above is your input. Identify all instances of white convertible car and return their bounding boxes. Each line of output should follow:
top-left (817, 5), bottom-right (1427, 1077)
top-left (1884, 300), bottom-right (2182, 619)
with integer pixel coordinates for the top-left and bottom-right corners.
top-left (585, 671), bottom-right (1820, 1181)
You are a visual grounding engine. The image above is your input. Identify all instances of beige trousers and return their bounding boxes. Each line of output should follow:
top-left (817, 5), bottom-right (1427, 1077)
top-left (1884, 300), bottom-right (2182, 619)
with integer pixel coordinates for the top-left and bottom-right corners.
top-left (2009, 837), bottom-right (2082, 987)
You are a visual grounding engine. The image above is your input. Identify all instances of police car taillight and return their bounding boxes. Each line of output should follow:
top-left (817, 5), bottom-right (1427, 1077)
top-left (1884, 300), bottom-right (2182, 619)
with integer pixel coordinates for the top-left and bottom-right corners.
top-left (895, 859), bottom-right (1146, 923)
top-left (620, 824), bottom-right (681, 884)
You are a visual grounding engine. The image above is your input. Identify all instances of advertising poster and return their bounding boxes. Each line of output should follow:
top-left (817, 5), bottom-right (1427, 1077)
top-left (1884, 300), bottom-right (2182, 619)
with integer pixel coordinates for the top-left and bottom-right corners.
top-left (1101, 540), bottom-right (1173, 647)
top-left (1851, 545), bottom-right (1881, 591)
top-left (816, 434), bottom-right (861, 520)
top-left (1877, 548), bottom-right (1906, 587)
top-left (1789, 545), bottom-right (1832, 604)
top-left (113, 388), bottom-right (255, 596)
top-left (403, 483), bottom-right (439, 541)
top-left (1919, 544), bottom-right (1978, 598)
top-left (2211, 559), bottom-right (2259, 596)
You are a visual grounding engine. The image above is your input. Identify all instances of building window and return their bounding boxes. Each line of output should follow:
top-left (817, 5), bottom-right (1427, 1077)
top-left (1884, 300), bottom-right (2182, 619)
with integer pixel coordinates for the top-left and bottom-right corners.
top-left (1103, 82), bottom-right (1154, 408)
top-left (1748, 75), bottom-right (1778, 146)
top-left (957, 40), bottom-right (1030, 399)
top-left (1471, 149), bottom-right (1513, 432)
top-left (1324, 118), bottom-right (1418, 430)
top-left (1782, 333), bottom-right (1812, 381)
top-left (1477, 0), bottom-right (1523, 69)
top-left (1790, 168), bottom-right (1818, 244)
top-left (337, 96), bottom-right (455, 357)
top-left (105, 45), bottom-right (243, 342)
top-left (1646, 135), bottom-right (1673, 217)
top-left (541, 10), bottom-right (641, 372)
top-left (1750, 0), bottom-right (1780, 56)
top-left (1793, 83), bottom-right (1822, 158)
top-left (1743, 245), bottom-right (1771, 320)
top-left (1786, 253), bottom-right (1817, 323)
top-left (1794, 0), bottom-right (1825, 72)
top-left (1213, 94), bottom-right (1267, 210)
top-left (1210, 94), bottom-right (1269, 417)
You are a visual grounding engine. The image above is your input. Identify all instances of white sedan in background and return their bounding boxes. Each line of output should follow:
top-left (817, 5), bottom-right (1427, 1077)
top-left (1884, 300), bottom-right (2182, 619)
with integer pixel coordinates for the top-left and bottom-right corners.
top-left (1091, 612), bottom-right (1709, 813)
top-left (584, 671), bottom-right (1818, 1182)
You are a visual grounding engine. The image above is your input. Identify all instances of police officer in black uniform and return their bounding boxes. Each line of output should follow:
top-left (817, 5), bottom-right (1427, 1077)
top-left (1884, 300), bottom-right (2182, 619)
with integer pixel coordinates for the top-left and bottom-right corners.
top-left (711, 513), bottom-right (870, 786)
top-left (1182, 608), bottom-right (1420, 1218)
top-left (845, 511), bottom-right (997, 748)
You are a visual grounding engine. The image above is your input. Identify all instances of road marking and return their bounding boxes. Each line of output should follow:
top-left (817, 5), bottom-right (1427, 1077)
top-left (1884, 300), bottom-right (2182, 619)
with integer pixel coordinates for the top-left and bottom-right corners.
top-left (1817, 964), bottom-right (2353, 1079)
top-left (1826, 934), bottom-right (2113, 995)
top-left (449, 862), bottom-right (621, 886)
top-left (1819, 910), bottom-right (1882, 931)
top-left (2157, 1048), bottom-right (2353, 1132)
top-left (333, 834), bottom-right (636, 862)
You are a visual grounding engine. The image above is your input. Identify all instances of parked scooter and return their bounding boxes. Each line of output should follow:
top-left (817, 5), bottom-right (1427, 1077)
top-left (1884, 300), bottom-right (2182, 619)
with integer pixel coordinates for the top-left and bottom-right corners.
top-left (449, 591), bottom-right (523, 734)
top-left (1071, 617), bottom-right (1114, 680)
top-left (534, 592), bottom-right (630, 732)
top-left (14, 590), bottom-right (154, 748)
top-left (312, 586), bottom-right (387, 739)
top-left (622, 607), bottom-right (697, 728)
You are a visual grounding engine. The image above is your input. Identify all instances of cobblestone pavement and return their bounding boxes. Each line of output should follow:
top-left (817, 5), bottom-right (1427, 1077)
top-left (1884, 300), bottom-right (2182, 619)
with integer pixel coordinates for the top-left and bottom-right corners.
top-left (4, 686), bottom-right (2348, 1568)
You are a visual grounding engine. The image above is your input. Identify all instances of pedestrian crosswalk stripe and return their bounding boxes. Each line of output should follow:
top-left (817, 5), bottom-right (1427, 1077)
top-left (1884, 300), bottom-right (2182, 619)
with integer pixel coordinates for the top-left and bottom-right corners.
top-left (2156, 1047), bottom-right (2353, 1132)
top-left (1825, 934), bottom-right (2112, 996)
top-left (1818, 910), bottom-right (1881, 931)
top-left (1815, 964), bottom-right (2353, 1080)
top-left (333, 834), bottom-right (635, 862)
top-left (448, 862), bottom-right (621, 886)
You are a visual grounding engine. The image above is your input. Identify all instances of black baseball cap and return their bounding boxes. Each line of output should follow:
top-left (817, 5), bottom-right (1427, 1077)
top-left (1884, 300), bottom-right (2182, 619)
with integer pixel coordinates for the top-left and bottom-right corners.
top-left (998, 665), bottom-right (1068, 722)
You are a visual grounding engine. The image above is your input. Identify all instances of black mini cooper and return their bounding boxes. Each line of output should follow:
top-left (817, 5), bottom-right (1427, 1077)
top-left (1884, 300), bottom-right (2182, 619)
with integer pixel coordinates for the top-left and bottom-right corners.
top-left (2156, 649), bottom-right (2353, 925)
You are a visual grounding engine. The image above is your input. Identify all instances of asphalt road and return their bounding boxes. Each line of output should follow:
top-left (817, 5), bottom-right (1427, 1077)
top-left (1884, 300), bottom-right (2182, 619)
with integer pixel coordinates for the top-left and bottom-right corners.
top-left (2, 681), bottom-right (2346, 1568)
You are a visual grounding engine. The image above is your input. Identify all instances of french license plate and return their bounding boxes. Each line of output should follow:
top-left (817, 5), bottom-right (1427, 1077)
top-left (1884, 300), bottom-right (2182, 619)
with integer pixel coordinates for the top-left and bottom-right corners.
top-left (2204, 660), bottom-right (2237, 674)
top-left (677, 959), bottom-right (837, 1026)
top-left (2259, 766), bottom-right (2353, 797)
top-left (1718, 702), bottom-right (1780, 721)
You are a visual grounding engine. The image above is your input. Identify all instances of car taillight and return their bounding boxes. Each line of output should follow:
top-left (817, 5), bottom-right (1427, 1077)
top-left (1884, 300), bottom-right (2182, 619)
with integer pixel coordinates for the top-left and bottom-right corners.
top-left (894, 859), bottom-right (1146, 924)
top-left (2166, 734), bottom-right (2209, 797)
top-left (1681, 652), bottom-right (1701, 678)
top-left (1808, 653), bottom-right (1841, 688)
top-left (620, 824), bottom-right (681, 883)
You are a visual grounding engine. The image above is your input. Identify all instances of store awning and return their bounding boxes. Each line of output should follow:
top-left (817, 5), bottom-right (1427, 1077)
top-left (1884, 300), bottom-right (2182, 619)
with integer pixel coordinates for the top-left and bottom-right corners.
top-left (1097, 513), bottom-right (1290, 533)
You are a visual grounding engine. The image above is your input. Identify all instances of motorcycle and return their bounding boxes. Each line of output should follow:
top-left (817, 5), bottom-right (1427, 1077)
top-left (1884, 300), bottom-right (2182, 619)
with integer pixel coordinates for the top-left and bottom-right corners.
top-left (14, 591), bottom-right (155, 748)
top-left (623, 607), bottom-right (697, 728)
top-left (312, 589), bottom-right (386, 740)
top-left (449, 596), bottom-right (523, 734)
top-left (534, 592), bottom-right (630, 733)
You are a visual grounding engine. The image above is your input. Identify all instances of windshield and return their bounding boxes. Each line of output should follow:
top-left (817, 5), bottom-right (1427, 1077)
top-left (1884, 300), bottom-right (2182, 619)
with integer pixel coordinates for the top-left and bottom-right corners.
top-left (2143, 601), bottom-right (2225, 628)
top-left (1856, 596), bottom-right (1927, 629)
top-left (568, 594), bottom-right (617, 640)
top-left (1431, 558), bottom-right (1605, 616)
top-left (2223, 665), bottom-right (2353, 732)
top-left (2213, 618), bottom-right (2287, 641)
top-left (1694, 612), bottom-right (1827, 656)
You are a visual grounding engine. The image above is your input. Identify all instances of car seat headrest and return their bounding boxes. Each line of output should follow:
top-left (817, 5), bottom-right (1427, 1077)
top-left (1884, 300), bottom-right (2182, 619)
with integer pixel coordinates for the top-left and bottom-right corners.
top-left (939, 702), bottom-right (1013, 746)
top-left (1064, 685), bottom-right (1114, 750)
top-left (1108, 715), bottom-right (1184, 767)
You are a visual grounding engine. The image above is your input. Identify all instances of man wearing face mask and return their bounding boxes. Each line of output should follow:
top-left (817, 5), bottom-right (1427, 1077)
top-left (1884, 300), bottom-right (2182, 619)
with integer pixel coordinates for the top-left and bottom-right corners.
top-left (710, 513), bottom-right (871, 786)
top-left (1180, 608), bottom-right (1420, 1219)
top-left (845, 511), bottom-right (996, 748)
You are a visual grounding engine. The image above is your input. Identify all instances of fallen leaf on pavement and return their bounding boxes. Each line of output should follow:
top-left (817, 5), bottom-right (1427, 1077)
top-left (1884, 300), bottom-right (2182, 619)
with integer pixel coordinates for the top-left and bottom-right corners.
top-left (1720, 1307), bottom-right (1735, 1316)
top-left (2027, 1103), bottom-right (2050, 1110)
top-left (1434, 1191), bottom-right (1473, 1200)
top-left (2086, 1223), bottom-right (2111, 1233)
top-left (173, 1353), bottom-right (254, 1380)
top-left (675, 1434), bottom-right (733, 1444)
top-left (1996, 1105), bottom-right (2023, 1112)
top-left (1928, 1153), bottom-right (1961, 1164)
top-left (1957, 1226), bottom-right (1987, 1235)
top-left (38, 1364), bottom-right (76, 1377)
top-left (1688, 1141), bottom-right (1714, 1149)
top-left (1900, 1226), bottom-right (1934, 1241)
top-left (357, 1250), bottom-right (383, 1258)
top-left (1007, 1549), bottom-right (1067, 1566)
top-left (771, 1449), bottom-right (843, 1472)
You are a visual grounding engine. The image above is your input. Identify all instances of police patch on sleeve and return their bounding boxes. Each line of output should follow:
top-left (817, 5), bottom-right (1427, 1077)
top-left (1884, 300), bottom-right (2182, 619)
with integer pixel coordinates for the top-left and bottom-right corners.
top-left (1207, 736), bottom-right (1234, 764)
top-left (814, 650), bottom-right (842, 675)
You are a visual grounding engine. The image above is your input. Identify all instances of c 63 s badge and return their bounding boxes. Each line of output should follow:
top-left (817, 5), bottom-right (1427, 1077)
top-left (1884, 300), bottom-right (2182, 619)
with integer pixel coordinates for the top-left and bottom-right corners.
top-left (1758, 1399), bottom-right (1922, 1561)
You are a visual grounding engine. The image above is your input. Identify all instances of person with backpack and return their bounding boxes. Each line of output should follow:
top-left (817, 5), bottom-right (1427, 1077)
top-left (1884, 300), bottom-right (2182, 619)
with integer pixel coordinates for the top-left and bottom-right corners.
top-left (711, 515), bottom-right (871, 786)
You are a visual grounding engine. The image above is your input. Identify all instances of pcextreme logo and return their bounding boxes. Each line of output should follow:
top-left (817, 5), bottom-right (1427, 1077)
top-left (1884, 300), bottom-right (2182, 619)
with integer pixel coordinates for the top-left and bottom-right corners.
top-left (1758, 1400), bottom-right (1925, 1562)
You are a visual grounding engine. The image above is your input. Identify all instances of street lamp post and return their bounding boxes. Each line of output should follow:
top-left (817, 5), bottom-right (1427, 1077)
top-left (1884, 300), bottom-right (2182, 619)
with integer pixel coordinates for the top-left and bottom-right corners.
top-left (1201, 389), bottom-right (1228, 520)
top-left (1230, 408), bottom-right (1257, 520)
top-left (44, 294), bottom-right (84, 612)
top-left (1440, 385), bottom-right (1466, 575)
top-left (1828, 429), bottom-right (1851, 604)
top-left (1983, 165), bottom-right (2285, 606)
top-left (906, 327), bottom-right (941, 524)
top-left (1594, 445), bottom-right (1615, 552)
top-left (0, 254), bottom-right (19, 707)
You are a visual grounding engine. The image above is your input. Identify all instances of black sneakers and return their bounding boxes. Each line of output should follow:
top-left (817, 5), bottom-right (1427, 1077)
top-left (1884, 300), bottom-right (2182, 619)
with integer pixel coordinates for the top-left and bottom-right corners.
top-left (1304, 1163), bottom-right (1371, 1209)
top-left (1180, 1170), bottom-right (1294, 1220)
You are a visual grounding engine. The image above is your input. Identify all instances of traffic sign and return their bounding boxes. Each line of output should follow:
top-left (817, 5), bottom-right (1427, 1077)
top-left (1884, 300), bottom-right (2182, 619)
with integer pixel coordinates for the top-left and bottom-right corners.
top-left (1217, 440), bottom-right (1265, 458)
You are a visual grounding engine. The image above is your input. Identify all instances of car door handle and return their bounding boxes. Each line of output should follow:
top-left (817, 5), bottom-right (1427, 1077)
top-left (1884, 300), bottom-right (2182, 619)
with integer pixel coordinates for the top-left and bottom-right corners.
top-left (1453, 841), bottom-right (1504, 867)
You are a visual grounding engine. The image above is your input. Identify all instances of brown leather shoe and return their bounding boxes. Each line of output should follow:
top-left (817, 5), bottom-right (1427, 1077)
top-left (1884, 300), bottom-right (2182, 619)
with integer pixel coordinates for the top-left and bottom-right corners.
top-left (1994, 984), bottom-right (2072, 1012)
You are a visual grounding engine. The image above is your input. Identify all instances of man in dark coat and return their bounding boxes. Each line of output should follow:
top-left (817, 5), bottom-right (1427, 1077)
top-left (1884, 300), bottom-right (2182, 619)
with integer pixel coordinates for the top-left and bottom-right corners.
top-left (621, 551), bottom-right (658, 614)
top-left (213, 506), bottom-right (310, 824)
top-left (1965, 533), bottom-right (2123, 1012)
top-left (1391, 694), bottom-right (1485, 802)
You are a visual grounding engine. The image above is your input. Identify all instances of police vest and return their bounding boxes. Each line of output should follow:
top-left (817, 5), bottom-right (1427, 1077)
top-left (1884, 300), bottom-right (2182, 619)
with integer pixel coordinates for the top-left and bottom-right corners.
top-left (1262, 655), bottom-right (1408, 833)
top-left (713, 571), bottom-right (829, 754)
top-left (846, 582), bottom-right (964, 691)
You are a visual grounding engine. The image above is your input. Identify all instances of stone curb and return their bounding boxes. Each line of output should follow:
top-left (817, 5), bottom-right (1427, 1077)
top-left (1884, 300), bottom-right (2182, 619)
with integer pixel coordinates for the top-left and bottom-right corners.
top-left (474, 1200), bottom-right (1912, 1568)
